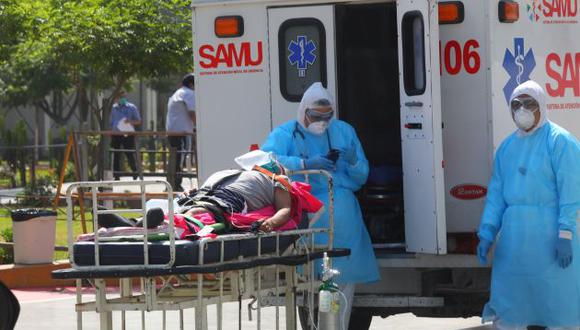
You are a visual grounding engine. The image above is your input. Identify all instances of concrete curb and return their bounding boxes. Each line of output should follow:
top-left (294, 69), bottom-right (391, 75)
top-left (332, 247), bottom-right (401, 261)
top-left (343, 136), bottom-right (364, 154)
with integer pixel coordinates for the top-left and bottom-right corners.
top-left (0, 261), bottom-right (74, 288)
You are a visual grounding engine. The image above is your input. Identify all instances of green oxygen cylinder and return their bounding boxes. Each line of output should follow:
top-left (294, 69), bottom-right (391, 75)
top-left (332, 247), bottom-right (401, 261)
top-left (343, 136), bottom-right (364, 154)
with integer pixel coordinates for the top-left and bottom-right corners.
top-left (317, 252), bottom-right (341, 330)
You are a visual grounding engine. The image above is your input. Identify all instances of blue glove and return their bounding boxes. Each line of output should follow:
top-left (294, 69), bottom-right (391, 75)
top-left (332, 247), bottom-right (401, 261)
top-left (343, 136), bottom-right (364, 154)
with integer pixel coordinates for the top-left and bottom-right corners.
top-left (304, 156), bottom-right (335, 171)
top-left (478, 224), bottom-right (498, 243)
top-left (477, 239), bottom-right (492, 265)
top-left (556, 237), bottom-right (573, 269)
top-left (341, 142), bottom-right (358, 165)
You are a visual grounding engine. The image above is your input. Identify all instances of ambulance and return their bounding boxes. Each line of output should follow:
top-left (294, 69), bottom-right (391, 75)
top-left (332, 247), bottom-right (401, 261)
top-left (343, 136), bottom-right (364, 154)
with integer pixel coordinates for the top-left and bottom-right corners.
top-left (191, 0), bottom-right (580, 326)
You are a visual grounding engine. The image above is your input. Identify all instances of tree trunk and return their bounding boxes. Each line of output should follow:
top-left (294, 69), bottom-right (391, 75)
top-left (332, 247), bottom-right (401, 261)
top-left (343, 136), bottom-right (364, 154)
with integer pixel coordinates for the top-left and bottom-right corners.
top-left (18, 154), bottom-right (26, 187)
top-left (95, 79), bottom-right (126, 180)
top-left (95, 98), bottom-right (113, 181)
top-left (78, 79), bottom-right (89, 123)
top-left (31, 108), bottom-right (40, 187)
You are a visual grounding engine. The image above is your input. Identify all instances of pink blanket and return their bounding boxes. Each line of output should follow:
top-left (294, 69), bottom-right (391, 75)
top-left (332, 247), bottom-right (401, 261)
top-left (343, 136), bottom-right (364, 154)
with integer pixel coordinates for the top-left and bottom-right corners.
top-left (78, 182), bottom-right (323, 241)
top-left (172, 181), bottom-right (323, 238)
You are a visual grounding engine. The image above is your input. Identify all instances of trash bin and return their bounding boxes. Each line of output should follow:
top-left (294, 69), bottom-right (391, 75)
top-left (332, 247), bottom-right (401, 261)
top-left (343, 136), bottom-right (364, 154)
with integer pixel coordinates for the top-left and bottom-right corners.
top-left (10, 209), bottom-right (57, 264)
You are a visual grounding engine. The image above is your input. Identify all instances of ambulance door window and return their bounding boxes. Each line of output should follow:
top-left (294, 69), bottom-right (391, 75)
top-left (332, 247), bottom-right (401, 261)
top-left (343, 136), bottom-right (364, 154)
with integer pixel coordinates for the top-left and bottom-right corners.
top-left (401, 11), bottom-right (426, 96)
top-left (278, 18), bottom-right (327, 102)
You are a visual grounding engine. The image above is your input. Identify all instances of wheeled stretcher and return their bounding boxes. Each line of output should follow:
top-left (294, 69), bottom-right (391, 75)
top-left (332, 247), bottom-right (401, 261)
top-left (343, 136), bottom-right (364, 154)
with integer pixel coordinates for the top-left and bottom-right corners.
top-left (52, 170), bottom-right (348, 330)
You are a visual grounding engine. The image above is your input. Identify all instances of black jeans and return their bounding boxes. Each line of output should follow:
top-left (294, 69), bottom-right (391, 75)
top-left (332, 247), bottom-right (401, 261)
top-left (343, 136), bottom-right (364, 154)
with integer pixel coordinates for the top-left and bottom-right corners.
top-left (111, 135), bottom-right (137, 179)
top-left (168, 135), bottom-right (186, 190)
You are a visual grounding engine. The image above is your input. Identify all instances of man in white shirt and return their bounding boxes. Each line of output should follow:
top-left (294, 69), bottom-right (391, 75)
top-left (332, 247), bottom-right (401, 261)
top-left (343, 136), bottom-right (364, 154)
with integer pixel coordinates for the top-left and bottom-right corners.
top-left (166, 74), bottom-right (196, 190)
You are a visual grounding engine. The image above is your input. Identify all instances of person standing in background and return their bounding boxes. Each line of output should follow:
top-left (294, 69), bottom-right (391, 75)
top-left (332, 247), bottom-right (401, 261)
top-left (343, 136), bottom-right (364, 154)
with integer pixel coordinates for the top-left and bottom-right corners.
top-left (166, 73), bottom-right (196, 191)
top-left (109, 91), bottom-right (141, 180)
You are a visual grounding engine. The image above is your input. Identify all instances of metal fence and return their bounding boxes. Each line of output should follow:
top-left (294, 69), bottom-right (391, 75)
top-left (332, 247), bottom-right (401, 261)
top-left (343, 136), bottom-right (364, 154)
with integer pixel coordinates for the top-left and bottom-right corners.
top-left (76, 130), bottom-right (197, 189)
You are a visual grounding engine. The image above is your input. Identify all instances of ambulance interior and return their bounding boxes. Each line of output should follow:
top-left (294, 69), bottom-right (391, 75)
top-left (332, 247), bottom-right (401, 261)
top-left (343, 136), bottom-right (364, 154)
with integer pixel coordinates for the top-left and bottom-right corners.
top-left (335, 3), bottom-right (406, 250)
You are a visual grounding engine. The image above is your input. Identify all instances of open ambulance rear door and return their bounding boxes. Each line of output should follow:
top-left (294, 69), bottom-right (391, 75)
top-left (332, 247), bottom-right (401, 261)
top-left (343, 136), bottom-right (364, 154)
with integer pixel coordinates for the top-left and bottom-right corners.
top-left (397, 0), bottom-right (447, 254)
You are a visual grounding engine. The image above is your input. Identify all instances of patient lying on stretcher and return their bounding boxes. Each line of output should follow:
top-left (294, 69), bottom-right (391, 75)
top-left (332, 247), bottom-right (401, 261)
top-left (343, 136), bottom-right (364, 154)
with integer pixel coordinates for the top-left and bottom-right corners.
top-left (91, 153), bottom-right (322, 241)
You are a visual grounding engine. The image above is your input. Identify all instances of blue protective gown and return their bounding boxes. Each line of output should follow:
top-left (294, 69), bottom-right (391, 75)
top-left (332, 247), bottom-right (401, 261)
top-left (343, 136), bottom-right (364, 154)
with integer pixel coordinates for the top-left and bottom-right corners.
top-left (262, 119), bottom-right (380, 284)
top-left (479, 121), bottom-right (580, 327)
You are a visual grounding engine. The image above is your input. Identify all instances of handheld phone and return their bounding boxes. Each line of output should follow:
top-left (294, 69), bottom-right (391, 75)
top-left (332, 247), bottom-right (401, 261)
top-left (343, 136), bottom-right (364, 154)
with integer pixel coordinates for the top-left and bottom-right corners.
top-left (326, 149), bottom-right (339, 163)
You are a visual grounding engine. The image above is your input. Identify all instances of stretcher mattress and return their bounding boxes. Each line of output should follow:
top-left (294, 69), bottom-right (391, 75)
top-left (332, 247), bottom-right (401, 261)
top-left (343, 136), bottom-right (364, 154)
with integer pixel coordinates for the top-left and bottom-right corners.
top-left (54, 248), bottom-right (350, 279)
top-left (73, 234), bottom-right (300, 266)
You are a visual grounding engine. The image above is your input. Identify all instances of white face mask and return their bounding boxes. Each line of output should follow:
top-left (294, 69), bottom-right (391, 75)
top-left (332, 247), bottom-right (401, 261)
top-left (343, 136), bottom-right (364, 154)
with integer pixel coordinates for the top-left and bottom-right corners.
top-left (307, 121), bottom-right (329, 135)
top-left (513, 107), bottom-right (536, 131)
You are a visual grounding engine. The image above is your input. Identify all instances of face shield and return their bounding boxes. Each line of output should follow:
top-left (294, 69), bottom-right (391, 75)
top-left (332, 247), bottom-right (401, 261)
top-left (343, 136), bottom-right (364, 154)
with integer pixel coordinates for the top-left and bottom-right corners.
top-left (305, 107), bottom-right (334, 123)
top-left (510, 96), bottom-right (540, 113)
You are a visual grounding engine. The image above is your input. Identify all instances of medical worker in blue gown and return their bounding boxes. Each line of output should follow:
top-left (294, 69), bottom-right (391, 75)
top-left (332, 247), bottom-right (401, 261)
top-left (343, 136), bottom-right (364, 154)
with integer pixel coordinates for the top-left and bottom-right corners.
top-left (262, 82), bottom-right (380, 327)
top-left (477, 80), bottom-right (580, 330)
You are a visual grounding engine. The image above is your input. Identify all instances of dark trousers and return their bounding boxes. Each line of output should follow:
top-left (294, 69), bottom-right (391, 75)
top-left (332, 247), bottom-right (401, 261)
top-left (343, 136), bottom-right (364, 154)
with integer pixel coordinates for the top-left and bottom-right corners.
top-left (111, 135), bottom-right (137, 179)
top-left (168, 136), bottom-right (186, 190)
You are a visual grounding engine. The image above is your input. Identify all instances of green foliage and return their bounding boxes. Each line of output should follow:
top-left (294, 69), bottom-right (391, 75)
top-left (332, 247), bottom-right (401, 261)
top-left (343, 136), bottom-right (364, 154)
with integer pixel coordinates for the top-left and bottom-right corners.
top-left (63, 162), bottom-right (76, 182)
top-left (19, 175), bottom-right (55, 207)
top-left (0, 0), bottom-right (27, 61)
top-left (1, 0), bottom-right (193, 179)
top-left (0, 0), bottom-right (193, 125)
top-left (0, 209), bottom-right (14, 263)
top-left (0, 226), bottom-right (14, 264)
top-left (0, 227), bottom-right (13, 242)
top-left (0, 248), bottom-right (14, 264)
top-left (0, 163), bottom-right (14, 179)
top-left (0, 119), bottom-right (29, 187)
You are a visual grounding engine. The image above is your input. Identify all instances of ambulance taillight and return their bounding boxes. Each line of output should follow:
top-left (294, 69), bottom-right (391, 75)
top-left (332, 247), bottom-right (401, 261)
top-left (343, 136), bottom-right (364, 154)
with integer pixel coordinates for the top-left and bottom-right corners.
top-left (498, 0), bottom-right (519, 23)
top-left (438, 1), bottom-right (464, 25)
top-left (215, 16), bottom-right (244, 38)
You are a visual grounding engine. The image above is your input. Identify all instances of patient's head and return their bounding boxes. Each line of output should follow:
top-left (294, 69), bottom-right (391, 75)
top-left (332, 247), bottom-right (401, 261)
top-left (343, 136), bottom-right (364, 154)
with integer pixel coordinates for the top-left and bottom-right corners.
top-left (235, 150), bottom-right (286, 175)
top-left (260, 159), bottom-right (285, 175)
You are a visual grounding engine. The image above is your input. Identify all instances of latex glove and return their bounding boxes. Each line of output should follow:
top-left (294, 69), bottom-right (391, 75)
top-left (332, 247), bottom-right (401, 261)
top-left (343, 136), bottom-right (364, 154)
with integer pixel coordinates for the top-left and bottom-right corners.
top-left (477, 239), bottom-right (493, 265)
top-left (341, 142), bottom-right (358, 165)
top-left (304, 156), bottom-right (335, 171)
top-left (556, 237), bottom-right (573, 269)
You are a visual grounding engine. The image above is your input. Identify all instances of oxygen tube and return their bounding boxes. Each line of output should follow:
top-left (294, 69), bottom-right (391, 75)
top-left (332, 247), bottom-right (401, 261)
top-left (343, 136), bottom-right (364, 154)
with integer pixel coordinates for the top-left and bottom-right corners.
top-left (317, 252), bottom-right (342, 330)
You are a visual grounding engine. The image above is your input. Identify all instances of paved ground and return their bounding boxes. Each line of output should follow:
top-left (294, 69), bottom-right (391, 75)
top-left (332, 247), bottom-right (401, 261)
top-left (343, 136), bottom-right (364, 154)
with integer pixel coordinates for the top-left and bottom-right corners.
top-left (12, 288), bottom-right (493, 330)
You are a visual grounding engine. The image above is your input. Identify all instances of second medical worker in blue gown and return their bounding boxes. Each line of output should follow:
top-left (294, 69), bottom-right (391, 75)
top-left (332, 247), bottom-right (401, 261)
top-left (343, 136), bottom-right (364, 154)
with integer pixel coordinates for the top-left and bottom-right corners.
top-left (262, 82), bottom-right (380, 327)
top-left (477, 80), bottom-right (580, 330)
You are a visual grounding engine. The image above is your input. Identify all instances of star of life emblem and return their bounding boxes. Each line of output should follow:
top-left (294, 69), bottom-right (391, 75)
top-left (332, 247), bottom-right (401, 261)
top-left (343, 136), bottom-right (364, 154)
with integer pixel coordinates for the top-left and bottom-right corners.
top-left (288, 35), bottom-right (317, 77)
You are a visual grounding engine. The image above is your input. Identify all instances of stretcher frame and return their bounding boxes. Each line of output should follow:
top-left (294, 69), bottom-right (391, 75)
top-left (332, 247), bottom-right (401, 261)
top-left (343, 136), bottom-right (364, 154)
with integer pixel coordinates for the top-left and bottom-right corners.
top-left (53, 170), bottom-right (346, 330)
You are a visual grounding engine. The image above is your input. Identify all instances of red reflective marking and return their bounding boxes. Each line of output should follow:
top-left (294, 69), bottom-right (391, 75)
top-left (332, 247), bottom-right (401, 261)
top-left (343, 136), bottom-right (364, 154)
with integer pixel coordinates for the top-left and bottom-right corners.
top-left (450, 184), bottom-right (487, 200)
top-left (545, 52), bottom-right (580, 98)
top-left (197, 41), bottom-right (264, 69)
top-left (442, 39), bottom-right (481, 75)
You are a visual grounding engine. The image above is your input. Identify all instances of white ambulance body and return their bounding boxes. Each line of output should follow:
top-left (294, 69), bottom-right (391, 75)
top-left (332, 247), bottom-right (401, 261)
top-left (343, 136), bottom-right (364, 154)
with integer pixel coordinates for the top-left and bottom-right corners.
top-left (192, 0), bottom-right (580, 323)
